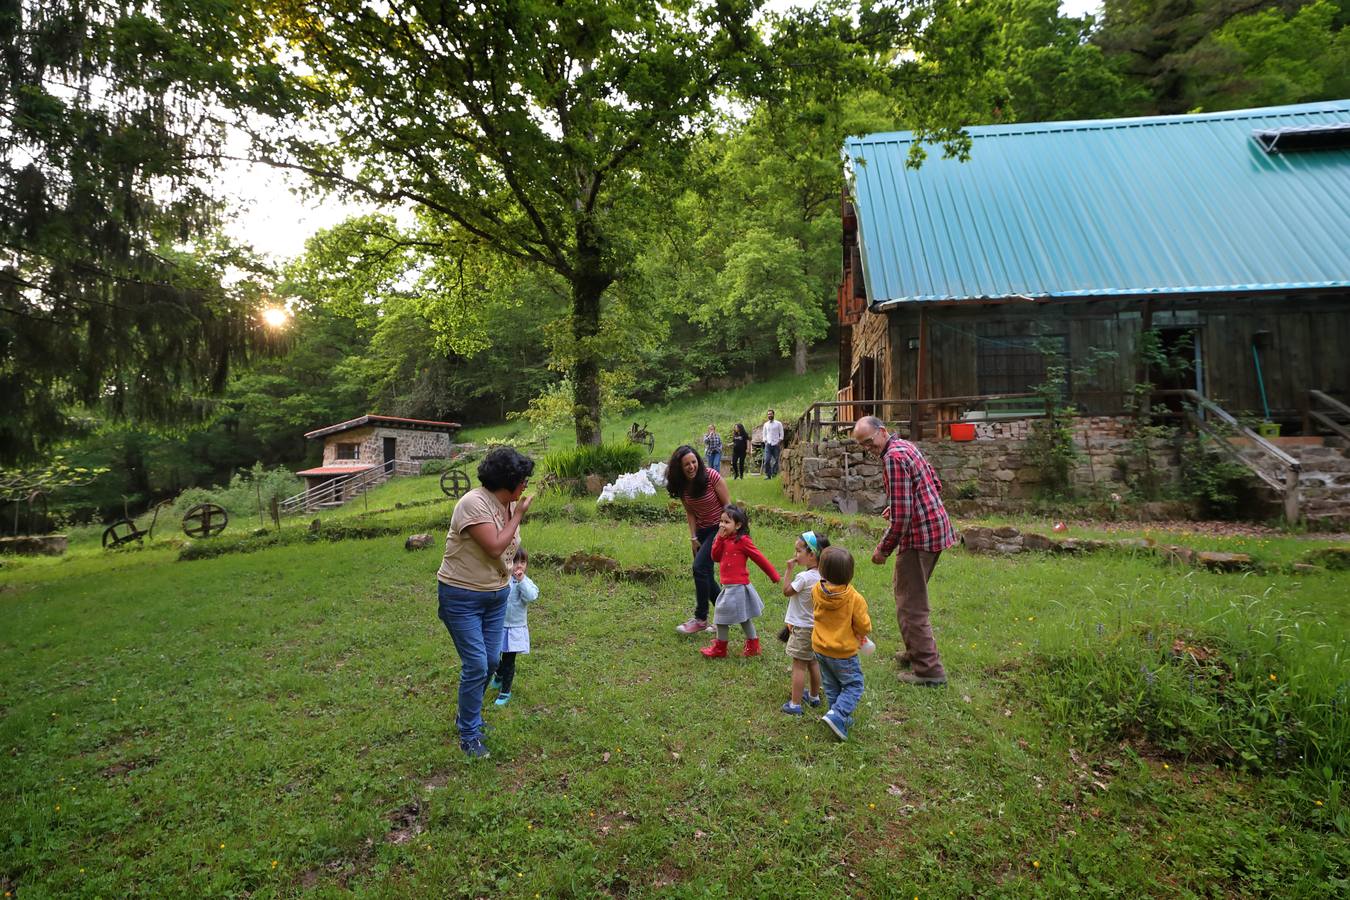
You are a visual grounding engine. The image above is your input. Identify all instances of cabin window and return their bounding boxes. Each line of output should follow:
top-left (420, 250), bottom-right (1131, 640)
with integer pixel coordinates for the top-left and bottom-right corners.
top-left (335, 442), bottom-right (360, 460)
top-left (976, 333), bottom-right (1068, 396)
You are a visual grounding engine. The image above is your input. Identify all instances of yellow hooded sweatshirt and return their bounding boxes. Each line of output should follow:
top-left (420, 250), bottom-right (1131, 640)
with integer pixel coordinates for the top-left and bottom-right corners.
top-left (811, 581), bottom-right (872, 658)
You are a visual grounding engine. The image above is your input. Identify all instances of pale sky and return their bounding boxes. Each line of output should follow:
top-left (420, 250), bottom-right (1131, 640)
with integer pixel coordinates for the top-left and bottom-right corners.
top-left (222, 0), bottom-right (1105, 267)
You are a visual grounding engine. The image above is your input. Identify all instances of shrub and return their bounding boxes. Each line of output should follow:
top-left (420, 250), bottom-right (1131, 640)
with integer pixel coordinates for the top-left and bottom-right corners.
top-left (168, 464), bottom-right (303, 524)
top-left (541, 443), bottom-right (646, 480)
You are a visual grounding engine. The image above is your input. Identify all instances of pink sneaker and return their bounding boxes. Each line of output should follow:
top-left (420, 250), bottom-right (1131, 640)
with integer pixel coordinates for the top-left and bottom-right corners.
top-left (676, 618), bottom-right (709, 635)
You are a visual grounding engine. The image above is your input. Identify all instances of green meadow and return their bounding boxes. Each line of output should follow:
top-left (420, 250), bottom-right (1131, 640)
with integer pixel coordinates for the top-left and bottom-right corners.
top-left (2, 468), bottom-right (1347, 897)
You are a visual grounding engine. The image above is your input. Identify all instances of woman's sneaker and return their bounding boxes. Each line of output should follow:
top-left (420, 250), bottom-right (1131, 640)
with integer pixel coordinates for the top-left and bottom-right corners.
top-left (494, 692), bottom-right (511, 707)
top-left (460, 738), bottom-right (491, 759)
top-left (676, 618), bottom-right (709, 634)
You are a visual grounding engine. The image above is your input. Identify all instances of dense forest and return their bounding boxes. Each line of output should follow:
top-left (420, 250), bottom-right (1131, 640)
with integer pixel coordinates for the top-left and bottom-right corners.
top-left (3, 0), bottom-right (1348, 522)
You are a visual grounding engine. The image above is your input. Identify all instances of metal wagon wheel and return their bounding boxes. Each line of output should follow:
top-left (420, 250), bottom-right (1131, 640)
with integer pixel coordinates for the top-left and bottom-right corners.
top-left (102, 519), bottom-right (145, 550)
top-left (439, 468), bottom-right (472, 498)
top-left (182, 502), bottom-right (229, 538)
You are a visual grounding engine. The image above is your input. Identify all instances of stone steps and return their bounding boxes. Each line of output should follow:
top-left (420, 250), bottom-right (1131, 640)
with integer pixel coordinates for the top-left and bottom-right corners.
top-left (1233, 442), bottom-right (1350, 524)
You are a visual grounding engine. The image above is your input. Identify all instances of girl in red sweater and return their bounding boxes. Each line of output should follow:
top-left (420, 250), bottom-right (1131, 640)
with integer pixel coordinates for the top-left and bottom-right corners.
top-left (701, 505), bottom-right (781, 658)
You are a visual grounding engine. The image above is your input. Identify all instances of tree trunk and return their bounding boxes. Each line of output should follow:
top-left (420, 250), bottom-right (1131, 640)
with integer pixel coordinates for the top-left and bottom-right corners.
top-left (794, 336), bottom-right (808, 375)
top-left (571, 217), bottom-right (612, 446)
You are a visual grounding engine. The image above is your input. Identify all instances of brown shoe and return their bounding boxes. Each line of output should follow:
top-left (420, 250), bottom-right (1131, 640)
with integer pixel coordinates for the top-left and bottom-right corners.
top-left (894, 649), bottom-right (912, 669)
top-left (897, 671), bottom-right (947, 687)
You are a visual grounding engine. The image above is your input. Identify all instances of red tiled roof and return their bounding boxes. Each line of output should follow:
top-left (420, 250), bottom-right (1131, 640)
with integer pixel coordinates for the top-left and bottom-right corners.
top-left (304, 414), bottom-right (462, 440)
top-left (297, 465), bottom-right (377, 476)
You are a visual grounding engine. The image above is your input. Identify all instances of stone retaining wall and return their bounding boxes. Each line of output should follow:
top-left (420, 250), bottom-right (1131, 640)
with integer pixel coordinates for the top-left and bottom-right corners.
top-left (782, 417), bottom-right (1181, 513)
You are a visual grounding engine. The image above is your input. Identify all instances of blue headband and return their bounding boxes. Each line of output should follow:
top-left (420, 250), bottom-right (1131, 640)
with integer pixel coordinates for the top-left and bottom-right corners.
top-left (801, 531), bottom-right (819, 554)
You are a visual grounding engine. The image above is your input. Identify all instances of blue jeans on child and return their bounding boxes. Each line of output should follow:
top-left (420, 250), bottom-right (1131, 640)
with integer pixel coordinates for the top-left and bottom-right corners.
top-left (706, 449), bottom-right (722, 473)
top-left (437, 581), bottom-right (509, 744)
top-left (816, 653), bottom-right (864, 723)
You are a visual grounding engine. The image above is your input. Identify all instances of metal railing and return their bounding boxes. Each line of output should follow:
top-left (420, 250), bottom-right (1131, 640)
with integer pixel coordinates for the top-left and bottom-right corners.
top-left (792, 393), bottom-right (1048, 446)
top-left (1157, 389), bottom-right (1301, 523)
top-left (279, 458), bottom-right (419, 516)
top-left (1307, 390), bottom-right (1350, 442)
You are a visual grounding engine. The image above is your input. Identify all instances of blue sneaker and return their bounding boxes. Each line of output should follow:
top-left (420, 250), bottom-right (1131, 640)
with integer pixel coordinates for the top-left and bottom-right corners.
top-left (822, 709), bottom-right (849, 742)
top-left (460, 738), bottom-right (491, 759)
top-left (489, 675), bottom-right (501, 691)
top-left (805, 693), bottom-right (822, 708)
top-left (494, 692), bottom-right (511, 707)
top-left (780, 701), bottom-right (804, 716)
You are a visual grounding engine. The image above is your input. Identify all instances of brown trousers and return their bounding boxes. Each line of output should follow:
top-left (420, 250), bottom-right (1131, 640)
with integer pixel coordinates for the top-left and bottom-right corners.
top-left (893, 549), bottom-right (945, 678)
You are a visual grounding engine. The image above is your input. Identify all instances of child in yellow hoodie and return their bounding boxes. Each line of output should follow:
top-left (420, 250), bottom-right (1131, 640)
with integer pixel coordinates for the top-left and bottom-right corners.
top-left (812, 546), bottom-right (872, 742)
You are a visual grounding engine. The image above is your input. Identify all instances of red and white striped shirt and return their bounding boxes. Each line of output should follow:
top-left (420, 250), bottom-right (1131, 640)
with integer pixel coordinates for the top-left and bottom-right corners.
top-left (682, 468), bottom-right (726, 528)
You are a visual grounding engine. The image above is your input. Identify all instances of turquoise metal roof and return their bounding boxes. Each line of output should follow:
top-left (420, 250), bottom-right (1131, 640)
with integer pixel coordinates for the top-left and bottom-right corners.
top-left (843, 101), bottom-right (1350, 307)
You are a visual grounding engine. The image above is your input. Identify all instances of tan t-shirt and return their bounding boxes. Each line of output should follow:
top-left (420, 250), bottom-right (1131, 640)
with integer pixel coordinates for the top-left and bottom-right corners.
top-left (437, 487), bottom-right (518, 590)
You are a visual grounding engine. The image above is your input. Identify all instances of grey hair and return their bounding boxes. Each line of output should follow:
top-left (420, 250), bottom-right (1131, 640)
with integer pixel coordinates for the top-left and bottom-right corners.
top-left (856, 415), bottom-right (885, 431)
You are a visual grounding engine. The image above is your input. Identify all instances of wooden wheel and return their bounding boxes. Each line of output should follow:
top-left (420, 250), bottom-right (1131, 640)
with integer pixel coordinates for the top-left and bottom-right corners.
top-left (182, 503), bottom-right (229, 538)
top-left (439, 468), bottom-right (472, 498)
top-left (102, 519), bottom-right (145, 550)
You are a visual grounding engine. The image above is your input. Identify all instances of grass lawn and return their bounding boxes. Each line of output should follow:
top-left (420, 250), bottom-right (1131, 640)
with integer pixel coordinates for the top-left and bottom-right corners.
top-left (457, 363), bottom-right (837, 454)
top-left (2, 476), bottom-right (1347, 897)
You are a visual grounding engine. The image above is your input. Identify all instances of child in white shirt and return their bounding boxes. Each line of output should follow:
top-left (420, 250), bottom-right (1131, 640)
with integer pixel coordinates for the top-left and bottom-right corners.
top-left (778, 531), bottom-right (828, 714)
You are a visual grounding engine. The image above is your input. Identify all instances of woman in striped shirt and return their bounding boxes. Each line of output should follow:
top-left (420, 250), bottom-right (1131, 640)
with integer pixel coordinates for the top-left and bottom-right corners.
top-left (667, 444), bottom-right (730, 635)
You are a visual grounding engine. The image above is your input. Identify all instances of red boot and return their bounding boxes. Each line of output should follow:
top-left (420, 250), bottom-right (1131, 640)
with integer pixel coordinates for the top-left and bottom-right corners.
top-left (700, 639), bottom-right (728, 658)
top-left (742, 638), bottom-right (762, 657)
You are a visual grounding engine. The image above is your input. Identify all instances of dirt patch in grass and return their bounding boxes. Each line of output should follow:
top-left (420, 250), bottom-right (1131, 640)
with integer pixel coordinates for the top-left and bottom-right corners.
top-left (385, 800), bottom-right (424, 845)
top-left (98, 756), bottom-right (157, 778)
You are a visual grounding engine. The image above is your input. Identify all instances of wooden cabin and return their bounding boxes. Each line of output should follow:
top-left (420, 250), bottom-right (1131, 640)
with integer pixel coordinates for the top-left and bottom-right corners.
top-left (838, 101), bottom-right (1350, 432)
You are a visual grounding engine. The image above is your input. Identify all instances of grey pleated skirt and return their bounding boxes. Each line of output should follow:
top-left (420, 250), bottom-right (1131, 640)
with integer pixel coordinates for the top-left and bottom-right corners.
top-left (713, 583), bottom-right (764, 625)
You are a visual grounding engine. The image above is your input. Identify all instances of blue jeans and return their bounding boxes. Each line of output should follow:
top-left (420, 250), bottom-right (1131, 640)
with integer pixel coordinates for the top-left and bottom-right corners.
top-left (437, 581), bottom-right (509, 743)
top-left (816, 653), bottom-right (864, 723)
top-left (692, 524), bottom-right (721, 621)
top-left (706, 449), bottom-right (722, 473)
top-left (763, 443), bottom-right (781, 477)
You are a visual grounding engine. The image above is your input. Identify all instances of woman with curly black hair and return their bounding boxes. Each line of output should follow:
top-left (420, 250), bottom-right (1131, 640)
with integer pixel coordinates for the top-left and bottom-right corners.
top-left (667, 444), bottom-right (729, 636)
top-left (436, 446), bottom-right (534, 760)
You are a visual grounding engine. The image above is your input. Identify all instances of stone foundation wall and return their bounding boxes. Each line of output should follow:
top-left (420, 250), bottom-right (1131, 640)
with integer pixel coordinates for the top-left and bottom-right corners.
top-left (782, 416), bottom-right (1181, 513)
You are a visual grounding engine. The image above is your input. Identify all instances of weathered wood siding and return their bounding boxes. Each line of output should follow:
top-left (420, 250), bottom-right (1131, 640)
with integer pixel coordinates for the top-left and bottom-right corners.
top-left (843, 293), bottom-right (1350, 419)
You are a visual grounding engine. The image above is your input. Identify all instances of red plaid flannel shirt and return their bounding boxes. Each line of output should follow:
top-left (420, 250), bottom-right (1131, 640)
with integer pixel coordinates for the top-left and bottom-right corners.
top-left (877, 436), bottom-right (956, 557)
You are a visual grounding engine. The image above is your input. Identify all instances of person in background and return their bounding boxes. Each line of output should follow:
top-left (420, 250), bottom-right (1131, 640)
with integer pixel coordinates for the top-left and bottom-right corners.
top-left (730, 423), bottom-right (750, 480)
top-left (761, 409), bottom-right (784, 477)
top-left (703, 424), bottom-right (723, 474)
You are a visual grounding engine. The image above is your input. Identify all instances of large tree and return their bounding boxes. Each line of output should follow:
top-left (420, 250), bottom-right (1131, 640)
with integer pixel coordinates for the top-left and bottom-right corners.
top-left (0, 0), bottom-right (266, 463)
top-left (174, 0), bottom-right (769, 445)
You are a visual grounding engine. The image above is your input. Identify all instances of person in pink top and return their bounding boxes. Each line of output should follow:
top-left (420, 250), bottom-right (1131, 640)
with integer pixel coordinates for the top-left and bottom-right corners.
top-left (700, 504), bottom-right (781, 658)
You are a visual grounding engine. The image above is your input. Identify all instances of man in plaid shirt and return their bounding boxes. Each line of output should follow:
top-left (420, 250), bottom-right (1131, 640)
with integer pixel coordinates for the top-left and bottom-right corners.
top-left (851, 415), bottom-right (955, 686)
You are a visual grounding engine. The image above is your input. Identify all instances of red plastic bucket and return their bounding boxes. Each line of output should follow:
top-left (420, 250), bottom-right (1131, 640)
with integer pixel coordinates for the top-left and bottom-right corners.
top-left (949, 422), bottom-right (976, 442)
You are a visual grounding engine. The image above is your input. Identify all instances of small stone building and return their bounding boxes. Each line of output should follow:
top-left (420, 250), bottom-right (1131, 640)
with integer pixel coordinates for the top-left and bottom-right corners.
top-left (297, 414), bottom-right (460, 494)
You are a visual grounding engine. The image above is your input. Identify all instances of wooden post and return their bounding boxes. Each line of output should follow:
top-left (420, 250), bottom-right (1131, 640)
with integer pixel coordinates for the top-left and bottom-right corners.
top-left (913, 308), bottom-right (929, 440)
top-left (1283, 467), bottom-right (1300, 524)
